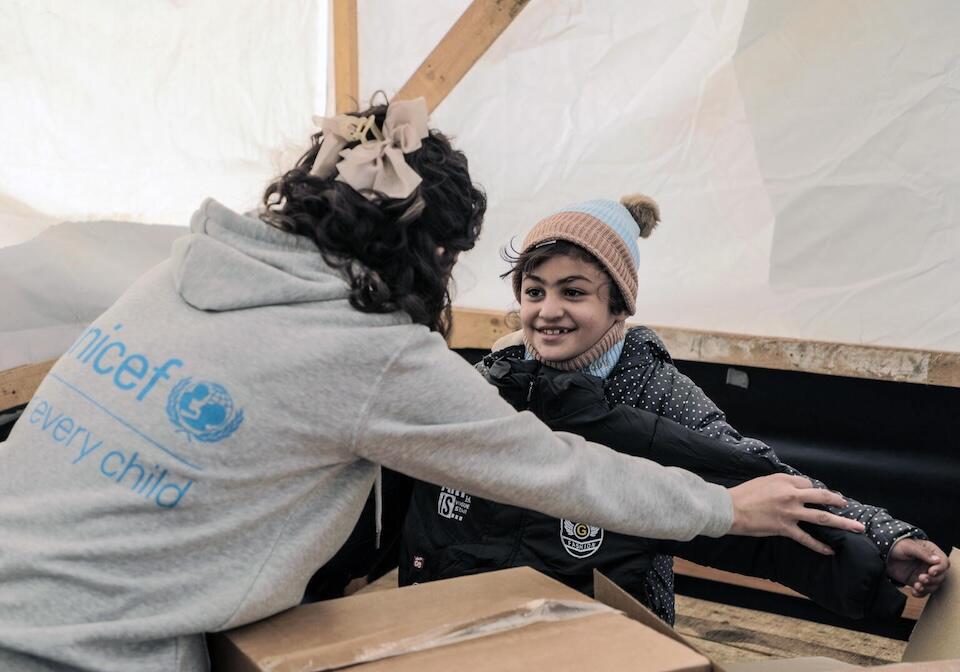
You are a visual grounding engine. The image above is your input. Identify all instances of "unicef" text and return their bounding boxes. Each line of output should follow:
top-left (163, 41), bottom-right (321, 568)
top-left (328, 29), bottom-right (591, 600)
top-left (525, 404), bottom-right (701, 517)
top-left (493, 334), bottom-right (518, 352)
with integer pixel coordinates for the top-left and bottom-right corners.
top-left (67, 323), bottom-right (182, 402)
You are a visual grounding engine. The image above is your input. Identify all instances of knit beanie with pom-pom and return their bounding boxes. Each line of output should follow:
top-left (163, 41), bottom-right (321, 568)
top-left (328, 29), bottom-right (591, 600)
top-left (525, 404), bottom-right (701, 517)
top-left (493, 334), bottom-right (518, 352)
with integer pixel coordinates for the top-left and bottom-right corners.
top-left (512, 194), bottom-right (660, 315)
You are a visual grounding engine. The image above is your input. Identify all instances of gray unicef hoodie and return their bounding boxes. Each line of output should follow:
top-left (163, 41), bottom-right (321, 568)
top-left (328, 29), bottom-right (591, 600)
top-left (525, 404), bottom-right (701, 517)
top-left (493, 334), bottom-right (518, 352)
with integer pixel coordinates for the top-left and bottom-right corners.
top-left (0, 199), bottom-right (732, 671)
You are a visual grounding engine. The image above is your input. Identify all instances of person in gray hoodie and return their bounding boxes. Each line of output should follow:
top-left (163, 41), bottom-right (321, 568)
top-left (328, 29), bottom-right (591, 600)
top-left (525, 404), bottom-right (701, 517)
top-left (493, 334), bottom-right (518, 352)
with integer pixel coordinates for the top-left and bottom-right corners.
top-left (0, 98), bottom-right (863, 672)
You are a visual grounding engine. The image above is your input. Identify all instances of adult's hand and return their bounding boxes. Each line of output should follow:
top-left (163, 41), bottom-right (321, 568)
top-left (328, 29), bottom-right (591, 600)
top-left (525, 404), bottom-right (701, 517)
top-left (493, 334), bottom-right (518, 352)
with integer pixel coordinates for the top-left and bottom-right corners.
top-left (728, 474), bottom-right (865, 555)
top-left (886, 538), bottom-right (950, 597)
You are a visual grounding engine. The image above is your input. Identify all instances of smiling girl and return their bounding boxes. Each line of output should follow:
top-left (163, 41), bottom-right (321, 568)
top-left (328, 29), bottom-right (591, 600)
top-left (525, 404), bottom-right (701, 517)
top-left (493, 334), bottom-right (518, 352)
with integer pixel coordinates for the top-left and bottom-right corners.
top-left (400, 195), bottom-right (948, 623)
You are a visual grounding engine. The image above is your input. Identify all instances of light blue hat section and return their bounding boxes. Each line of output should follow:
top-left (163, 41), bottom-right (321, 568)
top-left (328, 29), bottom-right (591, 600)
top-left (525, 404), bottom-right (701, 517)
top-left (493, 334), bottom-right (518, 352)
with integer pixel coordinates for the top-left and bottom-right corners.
top-left (557, 200), bottom-right (641, 267)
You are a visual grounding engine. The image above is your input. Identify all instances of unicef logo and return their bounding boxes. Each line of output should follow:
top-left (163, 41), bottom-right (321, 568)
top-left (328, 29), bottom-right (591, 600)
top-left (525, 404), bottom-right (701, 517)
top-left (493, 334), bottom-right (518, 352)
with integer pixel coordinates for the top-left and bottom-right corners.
top-left (166, 378), bottom-right (244, 443)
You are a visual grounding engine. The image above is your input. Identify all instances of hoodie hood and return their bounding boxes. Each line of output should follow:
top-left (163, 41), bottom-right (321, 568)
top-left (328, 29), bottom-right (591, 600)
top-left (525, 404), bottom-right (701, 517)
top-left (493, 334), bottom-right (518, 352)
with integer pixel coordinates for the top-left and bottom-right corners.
top-left (171, 198), bottom-right (351, 311)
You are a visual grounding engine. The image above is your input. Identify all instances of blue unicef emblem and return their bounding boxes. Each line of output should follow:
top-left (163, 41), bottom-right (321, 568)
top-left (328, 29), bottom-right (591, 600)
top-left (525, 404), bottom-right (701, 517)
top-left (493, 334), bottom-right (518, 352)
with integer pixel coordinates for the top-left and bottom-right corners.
top-left (166, 378), bottom-right (244, 442)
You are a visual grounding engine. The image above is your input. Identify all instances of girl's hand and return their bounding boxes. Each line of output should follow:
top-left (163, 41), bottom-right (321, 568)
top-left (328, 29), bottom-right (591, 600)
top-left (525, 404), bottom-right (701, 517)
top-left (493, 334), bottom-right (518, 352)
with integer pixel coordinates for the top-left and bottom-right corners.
top-left (886, 538), bottom-right (950, 597)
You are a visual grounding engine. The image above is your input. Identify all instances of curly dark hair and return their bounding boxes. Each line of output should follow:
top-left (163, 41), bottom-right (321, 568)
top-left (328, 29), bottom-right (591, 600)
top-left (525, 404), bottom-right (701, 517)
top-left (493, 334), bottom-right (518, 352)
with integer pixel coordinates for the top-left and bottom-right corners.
top-left (260, 103), bottom-right (486, 336)
top-left (500, 240), bottom-right (629, 316)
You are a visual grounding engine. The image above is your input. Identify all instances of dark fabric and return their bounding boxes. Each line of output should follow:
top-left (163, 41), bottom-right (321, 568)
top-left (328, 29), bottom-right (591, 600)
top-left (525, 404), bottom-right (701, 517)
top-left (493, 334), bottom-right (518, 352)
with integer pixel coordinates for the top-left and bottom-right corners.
top-left (302, 468), bottom-right (413, 602)
top-left (667, 531), bottom-right (906, 620)
top-left (401, 327), bottom-right (916, 622)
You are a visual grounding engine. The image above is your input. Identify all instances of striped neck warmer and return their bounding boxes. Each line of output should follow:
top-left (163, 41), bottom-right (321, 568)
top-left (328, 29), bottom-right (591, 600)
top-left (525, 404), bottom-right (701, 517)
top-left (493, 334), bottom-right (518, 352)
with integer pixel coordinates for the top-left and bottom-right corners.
top-left (524, 321), bottom-right (626, 379)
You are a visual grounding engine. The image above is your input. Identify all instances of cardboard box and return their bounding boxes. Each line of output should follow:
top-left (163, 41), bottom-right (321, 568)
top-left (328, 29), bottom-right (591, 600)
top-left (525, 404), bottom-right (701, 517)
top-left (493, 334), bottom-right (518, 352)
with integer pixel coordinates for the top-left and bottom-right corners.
top-left (209, 566), bottom-right (711, 672)
top-left (210, 548), bottom-right (960, 672)
top-left (901, 548), bottom-right (960, 664)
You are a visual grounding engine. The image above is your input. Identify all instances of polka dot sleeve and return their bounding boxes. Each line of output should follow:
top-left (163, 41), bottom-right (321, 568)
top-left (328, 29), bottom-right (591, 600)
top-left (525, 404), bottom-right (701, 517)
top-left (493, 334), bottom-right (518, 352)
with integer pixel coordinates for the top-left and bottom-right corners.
top-left (616, 327), bottom-right (926, 562)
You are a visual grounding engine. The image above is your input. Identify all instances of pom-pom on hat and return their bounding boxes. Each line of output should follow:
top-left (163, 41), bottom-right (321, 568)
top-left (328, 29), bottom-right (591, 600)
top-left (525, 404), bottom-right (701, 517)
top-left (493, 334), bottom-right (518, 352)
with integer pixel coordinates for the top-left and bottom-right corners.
top-left (513, 194), bottom-right (661, 315)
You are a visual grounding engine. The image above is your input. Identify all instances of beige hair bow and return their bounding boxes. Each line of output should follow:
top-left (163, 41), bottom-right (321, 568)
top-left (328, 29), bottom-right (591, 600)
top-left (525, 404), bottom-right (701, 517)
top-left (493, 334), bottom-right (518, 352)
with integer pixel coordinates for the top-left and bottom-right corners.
top-left (309, 97), bottom-right (429, 201)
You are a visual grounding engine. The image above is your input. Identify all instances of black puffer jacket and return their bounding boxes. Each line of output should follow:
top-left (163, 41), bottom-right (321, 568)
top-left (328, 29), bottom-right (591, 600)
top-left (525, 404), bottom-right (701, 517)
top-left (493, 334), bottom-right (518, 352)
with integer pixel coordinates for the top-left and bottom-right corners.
top-left (400, 327), bottom-right (921, 622)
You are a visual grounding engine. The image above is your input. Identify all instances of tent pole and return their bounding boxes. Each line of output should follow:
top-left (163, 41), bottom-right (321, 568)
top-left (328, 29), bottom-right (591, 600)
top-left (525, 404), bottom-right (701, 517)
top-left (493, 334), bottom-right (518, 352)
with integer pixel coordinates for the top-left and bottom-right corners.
top-left (333, 0), bottom-right (359, 113)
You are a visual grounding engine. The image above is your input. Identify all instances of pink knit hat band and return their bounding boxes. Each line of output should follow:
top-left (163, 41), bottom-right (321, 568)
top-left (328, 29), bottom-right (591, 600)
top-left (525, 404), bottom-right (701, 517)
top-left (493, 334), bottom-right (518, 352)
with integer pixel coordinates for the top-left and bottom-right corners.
top-left (513, 211), bottom-right (638, 314)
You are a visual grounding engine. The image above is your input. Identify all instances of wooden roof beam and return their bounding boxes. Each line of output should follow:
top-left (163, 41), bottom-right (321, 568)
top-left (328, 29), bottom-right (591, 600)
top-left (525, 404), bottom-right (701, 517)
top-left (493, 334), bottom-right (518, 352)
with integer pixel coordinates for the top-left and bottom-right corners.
top-left (394, 0), bottom-right (529, 112)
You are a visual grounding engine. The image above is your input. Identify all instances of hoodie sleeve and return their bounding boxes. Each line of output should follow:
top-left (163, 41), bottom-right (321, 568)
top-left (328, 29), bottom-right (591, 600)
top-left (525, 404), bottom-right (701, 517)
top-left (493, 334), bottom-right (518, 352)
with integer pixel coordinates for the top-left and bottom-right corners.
top-left (640, 350), bottom-right (925, 559)
top-left (351, 328), bottom-right (733, 541)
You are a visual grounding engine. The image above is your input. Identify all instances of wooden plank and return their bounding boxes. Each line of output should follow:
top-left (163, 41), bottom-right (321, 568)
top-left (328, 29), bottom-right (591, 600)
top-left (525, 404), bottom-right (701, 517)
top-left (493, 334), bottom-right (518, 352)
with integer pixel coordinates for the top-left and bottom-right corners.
top-left (674, 558), bottom-right (927, 621)
top-left (332, 0), bottom-right (358, 113)
top-left (927, 350), bottom-right (960, 388)
top-left (674, 594), bottom-right (906, 665)
top-left (447, 306), bottom-right (518, 350)
top-left (356, 568), bottom-right (400, 595)
top-left (681, 633), bottom-right (774, 663)
top-left (0, 359), bottom-right (56, 413)
top-left (8, 305), bottom-right (955, 412)
top-left (448, 307), bottom-right (960, 388)
top-left (675, 559), bottom-right (807, 600)
top-left (6, 306), bottom-right (957, 413)
top-left (393, 0), bottom-right (529, 112)
top-left (653, 326), bottom-right (943, 388)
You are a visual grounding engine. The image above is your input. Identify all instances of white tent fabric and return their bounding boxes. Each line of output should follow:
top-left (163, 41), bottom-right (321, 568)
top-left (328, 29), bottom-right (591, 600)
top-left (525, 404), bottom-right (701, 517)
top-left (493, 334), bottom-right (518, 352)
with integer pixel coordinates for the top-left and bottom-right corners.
top-left (3, 0), bottom-right (960, 372)
top-left (362, 0), bottom-right (960, 351)
top-left (0, 0), bottom-right (327, 369)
